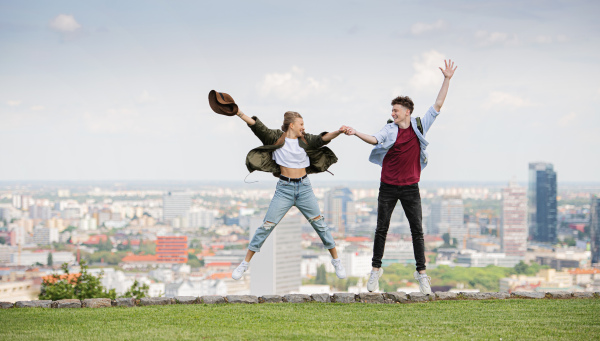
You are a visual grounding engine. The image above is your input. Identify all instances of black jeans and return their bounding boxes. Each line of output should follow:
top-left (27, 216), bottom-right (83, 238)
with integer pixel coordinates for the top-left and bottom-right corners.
top-left (372, 182), bottom-right (426, 271)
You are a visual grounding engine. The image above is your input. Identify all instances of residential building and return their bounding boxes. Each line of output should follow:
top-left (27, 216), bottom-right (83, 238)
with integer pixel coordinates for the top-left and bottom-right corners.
top-left (79, 215), bottom-right (97, 231)
top-left (163, 192), bottom-right (191, 225)
top-left (156, 236), bottom-right (188, 264)
top-left (429, 196), bottom-right (465, 243)
top-left (0, 280), bottom-right (39, 302)
top-left (33, 226), bottom-right (59, 245)
top-left (165, 279), bottom-right (227, 297)
top-left (10, 251), bottom-right (75, 266)
top-left (501, 182), bottom-right (528, 256)
top-left (323, 187), bottom-right (355, 235)
top-left (340, 251), bottom-right (371, 277)
top-left (381, 240), bottom-right (417, 267)
top-left (188, 207), bottom-right (217, 229)
top-left (250, 210), bottom-right (302, 296)
top-left (29, 205), bottom-right (51, 220)
top-left (456, 251), bottom-right (522, 267)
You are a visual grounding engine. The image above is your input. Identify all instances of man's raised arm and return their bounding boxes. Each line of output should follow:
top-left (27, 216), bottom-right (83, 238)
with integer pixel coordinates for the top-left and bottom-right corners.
top-left (433, 59), bottom-right (457, 112)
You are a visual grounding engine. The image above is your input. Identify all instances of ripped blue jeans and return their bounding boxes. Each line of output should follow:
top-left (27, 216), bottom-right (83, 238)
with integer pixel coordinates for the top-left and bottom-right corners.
top-left (248, 176), bottom-right (336, 252)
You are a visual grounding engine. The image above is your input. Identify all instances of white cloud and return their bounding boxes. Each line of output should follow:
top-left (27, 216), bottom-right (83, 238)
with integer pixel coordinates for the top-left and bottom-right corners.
top-left (7, 100), bottom-right (21, 106)
top-left (49, 14), bottom-right (81, 33)
top-left (411, 20), bottom-right (447, 35)
top-left (390, 86), bottom-right (404, 98)
top-left (535, 34), bottom-right (568, 44)
top-left (137, 90), bottom-right (155, 104)
top-left (556, 34), bottom-right (568, 43)
top-left (31, 105), bottom-right (45, 111)
top-left (257, 66), bottom-right (328, 102)
top-left (535, 35), bottom-right (553, 44)
top-left (84, 108), bottom-right (142, 134)
top-left (482, 91), bottom-right (533, 110)
top-left (475, 30), bottom-right (519, 47)
top-left (558, 112), bottom-right (577, 127)
top-left (409, 50), bottom-right (447, 91)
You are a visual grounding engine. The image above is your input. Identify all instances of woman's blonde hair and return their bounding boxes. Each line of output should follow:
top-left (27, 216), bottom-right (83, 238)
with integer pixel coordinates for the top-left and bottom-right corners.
top-left (281, 111), bottom-right (302, 132)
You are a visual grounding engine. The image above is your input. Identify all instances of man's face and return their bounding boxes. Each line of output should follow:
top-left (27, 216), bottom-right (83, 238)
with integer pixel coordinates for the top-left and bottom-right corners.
top-left (391, 104), bottom-right (410, 123)
top-left (290, 118), bottom-right (305, 136)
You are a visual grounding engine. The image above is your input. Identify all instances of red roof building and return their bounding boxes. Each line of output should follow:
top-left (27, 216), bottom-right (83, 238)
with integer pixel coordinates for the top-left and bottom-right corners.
top-left (82, 235), bottom-right (108, 245)
top-left (156, 236), bottom-right (188, 264)
top-left (121, 254), bottom-right (158, 263)
top-left (345, 236), bottom-right (372, 243)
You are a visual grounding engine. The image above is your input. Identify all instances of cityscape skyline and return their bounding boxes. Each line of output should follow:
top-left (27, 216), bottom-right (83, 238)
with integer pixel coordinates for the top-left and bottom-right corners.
top-left (1, 160), bottom-right (598, 302)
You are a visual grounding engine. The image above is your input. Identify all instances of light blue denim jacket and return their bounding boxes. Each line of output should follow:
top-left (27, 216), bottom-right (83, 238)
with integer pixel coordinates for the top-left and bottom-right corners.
top-left (369, 105), bottom-right (440, 170)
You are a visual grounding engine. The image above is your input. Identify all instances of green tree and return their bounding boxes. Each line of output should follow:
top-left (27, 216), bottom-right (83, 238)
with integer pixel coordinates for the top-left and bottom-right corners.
top-left (442, 233), bottom-right (450, 245)
top-left (189, 239), bottom-right (202, 251)
top-left (187, 253), bottom-right (204, 268)
top-left (83, 250), bottom-right (129, 265)
top-left (47, 253), bottom-right (53, 266)
top-left (39, 260), bottom-right (116, 301)
top-left (120, 280), bottom-right (149, 299)
top-left (315, 264), bottom-right (327, 285)
top-left (0, 237), bottom-right (5, 245)
top-left (514, 261), bottom-right (528, 274)
top-left (97, 238), bottom-right (113, 252)
top-left (64, 225), bottom-right (77, 233)
top-left (138, 242), bottom-right (156, 255)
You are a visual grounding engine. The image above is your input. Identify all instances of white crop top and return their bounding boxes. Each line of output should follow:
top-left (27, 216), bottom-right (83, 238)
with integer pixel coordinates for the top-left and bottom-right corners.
top-left (272, 138), bottom-right (310, 168)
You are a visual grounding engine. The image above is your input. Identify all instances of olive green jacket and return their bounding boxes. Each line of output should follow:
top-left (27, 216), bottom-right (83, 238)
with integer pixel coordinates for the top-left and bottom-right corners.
top-left (246, 116), bottom-right (338, 177)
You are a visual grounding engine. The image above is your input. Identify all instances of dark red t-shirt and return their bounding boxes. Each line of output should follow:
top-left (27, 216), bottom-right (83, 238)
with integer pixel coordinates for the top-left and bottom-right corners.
top-left (381, 124), bottom-right (421, 186)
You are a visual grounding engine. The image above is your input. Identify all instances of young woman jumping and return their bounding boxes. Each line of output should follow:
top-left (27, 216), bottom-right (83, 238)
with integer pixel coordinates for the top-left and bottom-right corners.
top-left (231, 109), bottom-right (347, 280)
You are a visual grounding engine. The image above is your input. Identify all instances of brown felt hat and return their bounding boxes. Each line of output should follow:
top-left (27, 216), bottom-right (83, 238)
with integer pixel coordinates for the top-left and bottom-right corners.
top-left (208, 90), bottom-right (238, 116)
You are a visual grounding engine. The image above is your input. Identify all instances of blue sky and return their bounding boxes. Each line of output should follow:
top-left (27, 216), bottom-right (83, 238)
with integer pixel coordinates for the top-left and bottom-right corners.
top-left (1, 0), bottom-right (599, 182)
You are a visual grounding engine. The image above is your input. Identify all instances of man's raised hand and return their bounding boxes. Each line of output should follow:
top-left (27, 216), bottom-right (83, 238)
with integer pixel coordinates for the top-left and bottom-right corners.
top-left (440, 59), bottom-right (457, 79)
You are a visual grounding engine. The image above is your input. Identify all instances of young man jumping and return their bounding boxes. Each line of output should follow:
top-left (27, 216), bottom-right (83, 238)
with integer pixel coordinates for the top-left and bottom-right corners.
top-left (344, 59), bottom-right (457, 294)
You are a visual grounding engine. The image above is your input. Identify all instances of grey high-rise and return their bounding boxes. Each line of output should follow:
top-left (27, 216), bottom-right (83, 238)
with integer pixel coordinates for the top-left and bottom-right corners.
top-left (163, 191), bottom-right (192, 224)
top-left (591, 196), bottom-right (600, 266)
top-left (323, 187), bottom-right (355, 236)
top-left (528, 163), bottom-right (557, 243)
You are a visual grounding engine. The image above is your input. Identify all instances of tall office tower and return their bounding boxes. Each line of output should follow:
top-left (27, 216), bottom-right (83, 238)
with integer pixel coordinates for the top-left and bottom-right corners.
top-left (323, 187), bottom-right (355, 236)
top-left (528, 162), bottom-right (557, 243)
top-left (429, 196), bottom-right (465, 243)
top-left (250, 210), bottom-right (302, 296)
top-left (501, 182), bottom-right (528, 257)
top-left (163, 192), bottom-right (191, 225)
top-left (591, 196), bottom-right (600, 266)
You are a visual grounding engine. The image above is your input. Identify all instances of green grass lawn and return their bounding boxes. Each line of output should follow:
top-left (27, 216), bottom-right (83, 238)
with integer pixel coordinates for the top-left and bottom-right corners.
top-left (1, 300), bottom-right (598, 340)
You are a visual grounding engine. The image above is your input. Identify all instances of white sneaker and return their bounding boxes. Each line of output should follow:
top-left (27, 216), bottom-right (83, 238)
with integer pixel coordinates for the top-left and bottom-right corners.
top-left (331, 258), bottom-right (346, 279)
top-left (413, 271), bottom-right (432, 295)
top-left (367, 268), bottom-right (383, 292)
top-left (232, 261), bottom-right (249, 280)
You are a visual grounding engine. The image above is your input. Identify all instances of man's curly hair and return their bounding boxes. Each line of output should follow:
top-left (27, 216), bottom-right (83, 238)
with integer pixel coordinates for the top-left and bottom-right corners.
top-left (391, 96), bottom-right (414, 113)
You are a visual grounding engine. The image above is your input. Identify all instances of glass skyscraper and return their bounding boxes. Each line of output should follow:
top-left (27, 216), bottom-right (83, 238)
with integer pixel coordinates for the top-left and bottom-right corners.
top-left (590, 196), bottom-right (600, 266)
top-left (528, 162), bottom-right (557, 243)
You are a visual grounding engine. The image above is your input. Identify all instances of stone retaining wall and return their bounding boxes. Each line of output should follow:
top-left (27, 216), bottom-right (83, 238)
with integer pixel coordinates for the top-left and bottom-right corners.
top-left (1, 292), bottom-right (597, 309)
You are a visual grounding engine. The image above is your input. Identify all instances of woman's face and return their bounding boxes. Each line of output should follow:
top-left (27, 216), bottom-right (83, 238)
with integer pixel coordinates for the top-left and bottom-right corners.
top-left (290, 118), bottom-right (305, 136)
